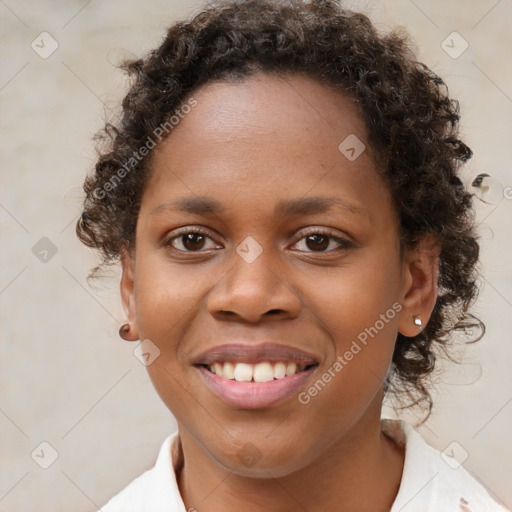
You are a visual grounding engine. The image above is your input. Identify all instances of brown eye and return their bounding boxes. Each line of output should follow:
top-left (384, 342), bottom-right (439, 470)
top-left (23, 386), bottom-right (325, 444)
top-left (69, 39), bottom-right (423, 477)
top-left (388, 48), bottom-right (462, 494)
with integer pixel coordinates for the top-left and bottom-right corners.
top-left (292, 229), bottom-right (354, 253)
top-left (305, 234), bottom-right (330, 251)
top-left (180, 233), bottom-right (206, 251)
top-left (165, 229), bottom-right (219, 252)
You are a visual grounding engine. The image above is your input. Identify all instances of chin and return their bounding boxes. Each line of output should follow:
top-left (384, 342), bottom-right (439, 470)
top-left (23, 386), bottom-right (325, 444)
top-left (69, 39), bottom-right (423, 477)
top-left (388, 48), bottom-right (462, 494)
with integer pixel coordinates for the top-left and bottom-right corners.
top-left (209, 435), bottom-right (316, 479)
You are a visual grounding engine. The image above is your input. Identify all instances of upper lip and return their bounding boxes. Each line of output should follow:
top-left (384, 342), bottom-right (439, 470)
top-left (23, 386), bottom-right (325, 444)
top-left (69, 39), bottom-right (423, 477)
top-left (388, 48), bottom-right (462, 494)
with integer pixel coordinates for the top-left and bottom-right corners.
top-left (194, 342), bottom-right (320, 366)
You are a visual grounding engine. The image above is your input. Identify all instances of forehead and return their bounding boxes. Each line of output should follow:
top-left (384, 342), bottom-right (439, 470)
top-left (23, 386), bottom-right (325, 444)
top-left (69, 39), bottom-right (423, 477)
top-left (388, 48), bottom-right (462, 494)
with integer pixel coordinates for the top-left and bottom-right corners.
top-left (141, 72), bottom-right (392, 224)
top-left (169, 72), bottom-right (369, 153)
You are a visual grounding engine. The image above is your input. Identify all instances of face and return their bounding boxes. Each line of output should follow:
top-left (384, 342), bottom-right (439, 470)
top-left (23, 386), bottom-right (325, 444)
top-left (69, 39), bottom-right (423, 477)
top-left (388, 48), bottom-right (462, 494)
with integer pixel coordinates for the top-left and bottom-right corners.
top-left (121, 72), bottom-right (433, 477)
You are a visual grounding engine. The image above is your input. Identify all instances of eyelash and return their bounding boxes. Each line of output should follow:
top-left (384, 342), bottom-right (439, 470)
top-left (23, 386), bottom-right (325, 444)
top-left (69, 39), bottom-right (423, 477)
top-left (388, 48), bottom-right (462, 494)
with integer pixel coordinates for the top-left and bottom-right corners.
top-left (163, 226), bottom-right (354, 254)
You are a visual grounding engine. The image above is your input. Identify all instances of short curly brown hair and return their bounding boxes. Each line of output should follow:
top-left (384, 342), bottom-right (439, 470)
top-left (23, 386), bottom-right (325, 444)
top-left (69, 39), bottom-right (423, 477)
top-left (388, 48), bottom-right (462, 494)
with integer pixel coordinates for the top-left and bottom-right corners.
top-left (77, 0), bottom-right (482, 419)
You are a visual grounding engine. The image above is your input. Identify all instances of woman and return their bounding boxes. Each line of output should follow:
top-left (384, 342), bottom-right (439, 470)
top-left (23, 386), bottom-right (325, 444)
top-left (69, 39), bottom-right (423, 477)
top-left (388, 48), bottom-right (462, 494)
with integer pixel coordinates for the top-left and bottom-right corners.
top-left (77, 0), bottom-right (509, 510)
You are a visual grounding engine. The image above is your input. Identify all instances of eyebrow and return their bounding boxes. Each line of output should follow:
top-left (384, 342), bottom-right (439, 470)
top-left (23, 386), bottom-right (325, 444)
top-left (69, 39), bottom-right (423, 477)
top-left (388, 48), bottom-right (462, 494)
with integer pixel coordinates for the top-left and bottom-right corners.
top-left (150, 195), bottom-right (368, 218)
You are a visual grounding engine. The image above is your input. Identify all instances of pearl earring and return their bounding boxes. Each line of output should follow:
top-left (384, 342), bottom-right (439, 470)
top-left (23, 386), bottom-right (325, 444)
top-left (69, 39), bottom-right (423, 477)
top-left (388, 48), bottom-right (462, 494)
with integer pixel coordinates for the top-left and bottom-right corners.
top-left (413, 315), bottom-right (422, 328)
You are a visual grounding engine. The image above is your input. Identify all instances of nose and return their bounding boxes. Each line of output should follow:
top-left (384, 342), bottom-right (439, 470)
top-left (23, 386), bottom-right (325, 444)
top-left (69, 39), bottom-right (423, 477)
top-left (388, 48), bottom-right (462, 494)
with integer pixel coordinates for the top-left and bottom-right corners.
top-left (207, 248), bottom-right (302, 323)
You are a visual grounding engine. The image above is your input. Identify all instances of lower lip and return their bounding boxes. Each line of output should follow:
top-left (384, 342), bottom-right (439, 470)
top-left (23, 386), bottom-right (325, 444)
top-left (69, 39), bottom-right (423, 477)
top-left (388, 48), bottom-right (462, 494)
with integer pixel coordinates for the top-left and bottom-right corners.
top-left (197, 365), bottom-right (317, 409)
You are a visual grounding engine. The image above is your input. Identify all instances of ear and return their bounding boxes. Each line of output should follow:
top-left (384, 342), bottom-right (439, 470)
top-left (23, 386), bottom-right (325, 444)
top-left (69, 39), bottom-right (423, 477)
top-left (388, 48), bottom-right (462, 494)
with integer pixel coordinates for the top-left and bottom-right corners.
top-left (397, 233), bottom-right (440, 337)
top-left (120, 248), bottom-right (140, 341)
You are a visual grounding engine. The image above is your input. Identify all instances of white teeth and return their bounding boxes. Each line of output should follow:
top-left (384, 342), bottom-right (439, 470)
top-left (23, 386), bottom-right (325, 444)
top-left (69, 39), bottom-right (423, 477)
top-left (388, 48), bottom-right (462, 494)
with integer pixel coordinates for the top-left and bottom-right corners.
top-left (213, 362), bottom-right (224, 377)
top-left (223, 362), bottom-right (235, 380)
top-left (234, 362), bottom-right (253, 381)
top-left (285, 362), bottom-right (297, 376)
top-left (208, 361), bottom-right (309, 381)
top-left (253, 362), bottom-right (274, 383)
top-left (274, 362), bottom-right (286, 379)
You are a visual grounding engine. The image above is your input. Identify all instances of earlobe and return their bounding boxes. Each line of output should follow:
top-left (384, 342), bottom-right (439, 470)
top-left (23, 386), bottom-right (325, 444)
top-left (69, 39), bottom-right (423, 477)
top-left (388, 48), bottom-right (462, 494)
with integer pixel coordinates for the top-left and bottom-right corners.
top-left (397, 234), bottom-right (440, 338)
top-left (119, 248), bottom-right (140, 342)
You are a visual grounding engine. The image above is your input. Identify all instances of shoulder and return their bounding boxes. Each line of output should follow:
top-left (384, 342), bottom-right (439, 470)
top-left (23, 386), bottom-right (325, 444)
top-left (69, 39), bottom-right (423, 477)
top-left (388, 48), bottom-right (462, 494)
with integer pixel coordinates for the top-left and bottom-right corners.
top-left (100, 432), bottom-right (184, 512)
top-left (100, 468), bottom-right (155, 511)
top-left (383, 419), bottom-right (510, 512)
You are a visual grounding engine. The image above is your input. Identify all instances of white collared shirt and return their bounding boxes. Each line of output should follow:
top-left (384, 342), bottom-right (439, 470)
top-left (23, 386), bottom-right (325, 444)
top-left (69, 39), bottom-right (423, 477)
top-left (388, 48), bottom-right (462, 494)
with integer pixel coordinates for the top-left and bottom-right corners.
top-left (100, 419), bottom-right (509, 512)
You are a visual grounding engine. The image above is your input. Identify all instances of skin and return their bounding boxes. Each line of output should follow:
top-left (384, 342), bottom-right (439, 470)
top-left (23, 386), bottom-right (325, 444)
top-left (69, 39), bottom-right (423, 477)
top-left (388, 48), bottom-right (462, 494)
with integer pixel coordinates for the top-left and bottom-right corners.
top-left (120, 72), bottom-right (439, 511)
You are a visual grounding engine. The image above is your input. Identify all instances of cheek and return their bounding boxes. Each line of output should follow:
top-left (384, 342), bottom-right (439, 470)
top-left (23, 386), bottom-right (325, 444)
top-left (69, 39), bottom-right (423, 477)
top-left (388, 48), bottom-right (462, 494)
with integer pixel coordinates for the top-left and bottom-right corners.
top-left (299, 253), bottom-right (401, 402)
top-left (132, 257), bottom-right (207, 404)
top-left (134, 255), bottom-right (206, 341)
top-left (304, 250), bottom-right (401, 336)
top-left (133, 265), bottom-right (199, 420)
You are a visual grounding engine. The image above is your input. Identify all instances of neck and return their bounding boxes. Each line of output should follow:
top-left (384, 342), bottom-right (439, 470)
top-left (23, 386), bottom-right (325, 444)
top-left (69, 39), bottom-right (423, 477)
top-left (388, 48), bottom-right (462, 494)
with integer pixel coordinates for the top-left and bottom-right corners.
top-left (177, 410), bottom-right (404, 511)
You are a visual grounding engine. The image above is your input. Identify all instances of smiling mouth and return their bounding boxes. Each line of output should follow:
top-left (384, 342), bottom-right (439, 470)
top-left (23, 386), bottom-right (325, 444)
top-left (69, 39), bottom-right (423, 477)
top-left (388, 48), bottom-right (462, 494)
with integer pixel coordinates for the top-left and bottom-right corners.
top-left (198, 361), bottom-right (319, 382)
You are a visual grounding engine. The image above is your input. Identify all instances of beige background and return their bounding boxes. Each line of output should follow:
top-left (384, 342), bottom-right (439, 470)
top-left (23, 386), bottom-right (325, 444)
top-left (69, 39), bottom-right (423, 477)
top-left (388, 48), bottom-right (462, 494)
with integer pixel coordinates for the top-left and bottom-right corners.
top-left (1, 0), bottom-right (511, 510)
